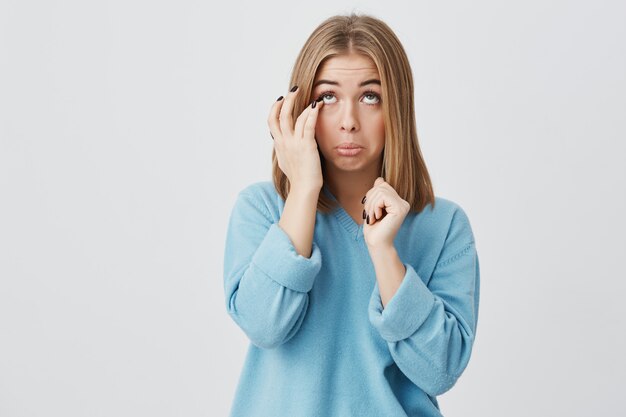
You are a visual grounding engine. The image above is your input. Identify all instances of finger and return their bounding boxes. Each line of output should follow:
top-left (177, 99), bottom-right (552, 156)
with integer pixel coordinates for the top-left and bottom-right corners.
top-left (363, 178), bottom-right (384, 210)
top-left (364, 189), bottom-right (378, 225)
top-left (268, 95), bottom-right (285, 140)
top-left (294, 99), bottom-right (315, 139)
top-left (300, 98), bottom-right (324, 141)
top-left (367, 190), bottom-right (384, 225)
top-left (374, 195), bottom-right (385, 222)
top-left (368, 196), bottom-right (378, 225)
top-left (374, 176), bottom-right (386, 187)
top-left (368, 179), bottom-right (388, 223)
top-left (363, 188), bottom-right (374, 222)
top-left (279, 85), bottom-right (299, 138)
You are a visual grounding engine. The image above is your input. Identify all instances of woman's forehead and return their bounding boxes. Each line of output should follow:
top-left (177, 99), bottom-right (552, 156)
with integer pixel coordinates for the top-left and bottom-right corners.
top-left (315, 56), bottom-right (380, 86)
top-left (317, 53), bottom-right (377, 72)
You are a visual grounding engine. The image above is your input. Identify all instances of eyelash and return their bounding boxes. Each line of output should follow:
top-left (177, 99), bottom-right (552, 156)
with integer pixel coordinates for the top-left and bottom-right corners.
top-left (315, 89), bottom-right (381, 105)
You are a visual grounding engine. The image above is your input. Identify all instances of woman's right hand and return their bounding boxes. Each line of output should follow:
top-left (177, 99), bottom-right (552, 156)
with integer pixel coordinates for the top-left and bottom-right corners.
top-left (268, 86), bottom-right (325, 191)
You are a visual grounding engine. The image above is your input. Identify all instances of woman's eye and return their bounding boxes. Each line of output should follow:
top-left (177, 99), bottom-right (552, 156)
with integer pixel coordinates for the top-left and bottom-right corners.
top-left (363, 93), bottom-right (380, 105)
top-left (319, 93), bottom-right (336, 104)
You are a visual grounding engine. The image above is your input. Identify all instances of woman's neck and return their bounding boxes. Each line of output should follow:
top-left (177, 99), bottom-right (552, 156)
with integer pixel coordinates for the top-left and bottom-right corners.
top-left (324, 161), bottom-right (382, 206)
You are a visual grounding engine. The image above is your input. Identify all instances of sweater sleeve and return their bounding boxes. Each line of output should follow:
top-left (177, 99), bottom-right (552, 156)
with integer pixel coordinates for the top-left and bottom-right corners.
top-left (223, 189), bottom-right (322, 349)
top-left (367, 207), bottom-right (480, 397)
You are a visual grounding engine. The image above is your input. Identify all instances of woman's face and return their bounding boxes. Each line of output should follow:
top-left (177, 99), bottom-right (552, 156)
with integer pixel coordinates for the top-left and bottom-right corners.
top-left (311, 53), bottom-right (385, 175)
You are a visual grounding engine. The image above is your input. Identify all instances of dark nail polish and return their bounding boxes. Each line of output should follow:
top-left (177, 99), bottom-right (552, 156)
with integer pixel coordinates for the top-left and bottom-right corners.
top-left (361, 196), bottom-right (366, 204)
top-left (311, 100), bottom-right (316, 109)
top-left (290, 85), bottom-right (298, 92)
top-left (362, 209), bottom-right (366, 219)
top-left (277, 96), bottom-right (283, 101)
top-left (366, 214), bottom-right (370, 224)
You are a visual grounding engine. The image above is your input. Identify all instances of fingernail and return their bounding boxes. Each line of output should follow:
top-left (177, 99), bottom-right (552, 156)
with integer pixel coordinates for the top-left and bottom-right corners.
top-left (311, 100), bottom-right (317, 109)
top-left (290, 85), bottom-right (298, 92)
top-left (276, 96), bottom-right (283, 101)
top-left (362, 209), bottom-right (366, 219)
top-left (361, 196), bottom-right (366, 204)
top-left (270, 132), bottom-right (274, 140)
top-left (366, 214), bottom-right (370, 224)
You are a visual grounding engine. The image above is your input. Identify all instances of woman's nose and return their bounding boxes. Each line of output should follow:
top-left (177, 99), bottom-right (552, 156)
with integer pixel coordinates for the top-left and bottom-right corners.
top-left (339, 102), bottom-right (359, 132)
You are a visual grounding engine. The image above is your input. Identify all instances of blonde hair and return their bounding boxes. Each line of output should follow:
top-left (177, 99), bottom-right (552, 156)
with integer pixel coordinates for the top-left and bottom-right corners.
top-left (272, 12), bottom-right (436, 214)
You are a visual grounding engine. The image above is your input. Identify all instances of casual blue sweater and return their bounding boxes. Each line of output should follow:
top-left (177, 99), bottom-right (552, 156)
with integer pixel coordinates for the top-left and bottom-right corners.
top-left (223, 181), bottom-right (480, 417)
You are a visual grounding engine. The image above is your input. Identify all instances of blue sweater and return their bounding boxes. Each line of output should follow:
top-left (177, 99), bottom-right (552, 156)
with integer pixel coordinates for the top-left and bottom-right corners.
top-left (223, 181), bottom-right (480, 417)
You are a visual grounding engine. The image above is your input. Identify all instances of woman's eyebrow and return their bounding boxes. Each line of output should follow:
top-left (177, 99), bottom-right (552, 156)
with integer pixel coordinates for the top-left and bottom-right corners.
top-left (313, 79), bottom-right (381, 88)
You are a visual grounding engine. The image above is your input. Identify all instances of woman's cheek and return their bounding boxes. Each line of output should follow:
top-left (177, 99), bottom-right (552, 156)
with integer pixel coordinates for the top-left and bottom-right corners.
top-left (314, 124), bottom-right (322, 143)
top-left (374, 114), bottom-right (385, 136)
top-left (315, 118), bottom-right (329, 143)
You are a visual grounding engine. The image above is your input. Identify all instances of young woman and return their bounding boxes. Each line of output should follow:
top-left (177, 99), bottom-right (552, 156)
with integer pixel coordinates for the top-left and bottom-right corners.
top-left (224, 13), bottom-right (480, 417)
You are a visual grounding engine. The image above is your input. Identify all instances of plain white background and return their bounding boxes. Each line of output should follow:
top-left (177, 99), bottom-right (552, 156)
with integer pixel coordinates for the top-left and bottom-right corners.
top-left (1, 0), bottom-right (625, 416)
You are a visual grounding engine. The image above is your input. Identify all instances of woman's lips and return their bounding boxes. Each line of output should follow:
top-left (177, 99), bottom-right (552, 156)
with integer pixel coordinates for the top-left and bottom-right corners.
top-left (336, 146), bottom-right (363, 156)
top-left (336, 143), bottom-right (363, 156)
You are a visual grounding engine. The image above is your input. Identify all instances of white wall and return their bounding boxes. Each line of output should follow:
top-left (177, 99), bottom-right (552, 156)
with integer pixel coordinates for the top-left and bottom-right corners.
top-left (1, 0), bottom-right (624, 416)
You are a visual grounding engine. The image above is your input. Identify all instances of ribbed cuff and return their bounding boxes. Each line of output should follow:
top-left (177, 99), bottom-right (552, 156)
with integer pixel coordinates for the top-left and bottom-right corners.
top-left (368, 263), bottom-right (436, 342)
top-left (251, 223), bottom-right (322, 293)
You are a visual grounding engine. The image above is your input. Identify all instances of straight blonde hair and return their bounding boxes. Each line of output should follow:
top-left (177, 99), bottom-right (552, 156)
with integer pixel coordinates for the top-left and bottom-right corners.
top-left (272, 13), bottom-right (436, 214)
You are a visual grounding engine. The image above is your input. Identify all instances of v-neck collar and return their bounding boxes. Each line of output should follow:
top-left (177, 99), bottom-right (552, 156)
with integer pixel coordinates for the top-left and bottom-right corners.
top-left (322, 184), bottom-right (364, 241)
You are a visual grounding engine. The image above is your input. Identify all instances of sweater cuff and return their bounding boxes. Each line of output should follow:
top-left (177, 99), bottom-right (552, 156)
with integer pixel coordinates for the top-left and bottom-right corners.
top-left (368, 263), bottom-right (436, 342)
top-left (251, 223), bottom-right (322, 293)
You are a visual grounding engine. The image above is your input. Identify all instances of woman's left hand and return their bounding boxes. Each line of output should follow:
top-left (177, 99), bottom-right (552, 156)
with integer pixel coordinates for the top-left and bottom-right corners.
top-left (363, 177), bottom-right (411, 248)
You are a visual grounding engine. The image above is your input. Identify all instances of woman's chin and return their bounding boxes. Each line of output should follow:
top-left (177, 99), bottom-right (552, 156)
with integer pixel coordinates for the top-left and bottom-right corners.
top-left (326, 158), bottom-right (367, 173)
